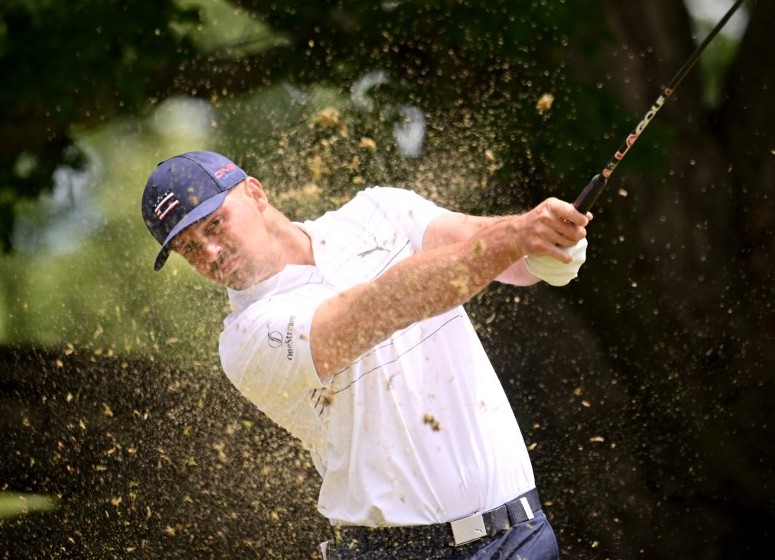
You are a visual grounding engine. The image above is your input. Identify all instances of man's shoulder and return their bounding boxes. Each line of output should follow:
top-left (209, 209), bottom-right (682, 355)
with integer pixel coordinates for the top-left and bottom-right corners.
top-left (309, 186), bottom-right (425, 228)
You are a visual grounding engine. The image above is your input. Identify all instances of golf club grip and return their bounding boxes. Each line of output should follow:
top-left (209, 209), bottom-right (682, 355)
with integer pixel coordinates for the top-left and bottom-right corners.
top-left (574, 174), bottom-right (607, 213)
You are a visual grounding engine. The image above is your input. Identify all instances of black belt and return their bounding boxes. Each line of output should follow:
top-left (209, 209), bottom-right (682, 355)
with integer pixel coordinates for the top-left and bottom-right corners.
top-left (332, 488), bottom-right (542, 549)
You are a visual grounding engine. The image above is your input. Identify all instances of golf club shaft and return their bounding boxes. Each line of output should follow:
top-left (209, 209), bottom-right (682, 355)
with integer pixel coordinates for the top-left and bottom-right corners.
top-left (573, 0), bottom-right (747, 213)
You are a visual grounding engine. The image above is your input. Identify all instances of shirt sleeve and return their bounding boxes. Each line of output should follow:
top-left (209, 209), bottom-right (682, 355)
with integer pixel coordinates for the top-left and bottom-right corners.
top-left (218, 286), bottom-right (329, 431)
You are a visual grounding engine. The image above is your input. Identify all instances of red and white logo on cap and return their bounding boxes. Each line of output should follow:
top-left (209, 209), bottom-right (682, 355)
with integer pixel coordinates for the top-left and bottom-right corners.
top-left (154, 192), bottom-right (180, 221)
top-left (213, 162), bottom-right (236, 179)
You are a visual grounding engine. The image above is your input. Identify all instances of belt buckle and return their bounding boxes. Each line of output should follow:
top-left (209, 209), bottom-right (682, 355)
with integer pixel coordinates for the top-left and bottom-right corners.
top-left (450, 512), bottom-right (487, 546)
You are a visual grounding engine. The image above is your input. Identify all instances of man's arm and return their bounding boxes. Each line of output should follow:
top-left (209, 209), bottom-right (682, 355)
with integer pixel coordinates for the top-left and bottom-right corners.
top-left (309, 197), bottom-right (589, 379)
top-left (423, 213), bottom-right (541, 286)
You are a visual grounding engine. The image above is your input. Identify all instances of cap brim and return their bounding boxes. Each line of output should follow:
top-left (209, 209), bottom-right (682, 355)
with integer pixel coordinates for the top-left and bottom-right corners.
top-left (153, 245), bottom-right (172, 271)
top-left (153, 190), bottom-right (230, 271)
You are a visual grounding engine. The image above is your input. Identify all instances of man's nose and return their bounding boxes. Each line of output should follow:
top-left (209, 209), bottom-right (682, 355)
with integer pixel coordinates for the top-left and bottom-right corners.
top-left (202, 240), bottom-right (222, 262)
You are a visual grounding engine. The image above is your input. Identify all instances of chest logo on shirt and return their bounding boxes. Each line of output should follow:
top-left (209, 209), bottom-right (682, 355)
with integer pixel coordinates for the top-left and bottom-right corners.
top-left (267, 331), bottom-right (283, 348)
top-left (357, 236), bottom-right (389, 257)
top-left (267, 316), bottom-right (297, 360)
top-left (284, 316), bottom-right (296, 361)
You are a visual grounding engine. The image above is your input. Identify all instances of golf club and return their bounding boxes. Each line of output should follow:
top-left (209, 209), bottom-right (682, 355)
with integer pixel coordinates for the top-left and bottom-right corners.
top-left (573, 0), bottom-right (748, 213)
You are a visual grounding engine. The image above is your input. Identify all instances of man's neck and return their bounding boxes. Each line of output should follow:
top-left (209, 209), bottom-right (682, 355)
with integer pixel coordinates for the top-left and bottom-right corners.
top-left (268, 207), bottom-right (315, 267)
top-left (289, 223), bottom-right (315, 266)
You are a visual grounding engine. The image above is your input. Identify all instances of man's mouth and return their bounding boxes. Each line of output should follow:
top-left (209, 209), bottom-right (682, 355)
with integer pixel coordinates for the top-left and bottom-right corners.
top-left (211, 253), bottom-right (237, 281)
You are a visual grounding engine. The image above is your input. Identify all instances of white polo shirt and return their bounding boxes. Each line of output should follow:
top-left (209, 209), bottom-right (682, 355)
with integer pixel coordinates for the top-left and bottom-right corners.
top-left (219, 187), bottom-right (535, 527)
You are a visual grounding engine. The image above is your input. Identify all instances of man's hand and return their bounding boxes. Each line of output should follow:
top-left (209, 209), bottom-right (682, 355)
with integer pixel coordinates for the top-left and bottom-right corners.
top-left (525, 238), bottom-right (588, 286)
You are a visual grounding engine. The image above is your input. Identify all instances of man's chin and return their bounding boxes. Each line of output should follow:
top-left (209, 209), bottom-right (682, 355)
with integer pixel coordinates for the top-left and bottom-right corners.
top-left (217, 264), bottom-right (264, 291)
top-left (222, 276), bottom-right (245, 290)
top-left (222, 271), bottom-right (253, 291)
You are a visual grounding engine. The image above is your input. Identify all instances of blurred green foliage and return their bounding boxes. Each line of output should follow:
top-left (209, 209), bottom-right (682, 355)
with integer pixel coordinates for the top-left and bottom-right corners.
top-left (0, 492), bottom-right (59, 519)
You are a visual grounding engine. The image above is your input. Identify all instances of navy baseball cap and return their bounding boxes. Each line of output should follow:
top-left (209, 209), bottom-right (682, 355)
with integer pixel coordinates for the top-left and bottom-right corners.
top-left (142, 151), bottom-right (247, 270)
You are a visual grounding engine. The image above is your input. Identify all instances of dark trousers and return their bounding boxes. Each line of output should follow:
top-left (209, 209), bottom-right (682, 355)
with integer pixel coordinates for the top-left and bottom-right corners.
top-left (323, 510), bottom-right (559, 560)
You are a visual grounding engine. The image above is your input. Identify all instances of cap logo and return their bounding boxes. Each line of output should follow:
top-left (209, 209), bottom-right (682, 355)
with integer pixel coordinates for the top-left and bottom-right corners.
top-left (213, 162), bottom-right (236, 179)
top-left (154, 192), bottom-right (180, 221)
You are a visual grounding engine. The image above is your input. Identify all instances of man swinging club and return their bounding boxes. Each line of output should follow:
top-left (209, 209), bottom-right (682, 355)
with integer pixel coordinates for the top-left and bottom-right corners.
top-left (141, 150), bottom-right (591, 559)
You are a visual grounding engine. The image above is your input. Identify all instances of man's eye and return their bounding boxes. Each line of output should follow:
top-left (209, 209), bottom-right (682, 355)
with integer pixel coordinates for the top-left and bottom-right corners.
top-left (208, 217), bottom-right (222, 232)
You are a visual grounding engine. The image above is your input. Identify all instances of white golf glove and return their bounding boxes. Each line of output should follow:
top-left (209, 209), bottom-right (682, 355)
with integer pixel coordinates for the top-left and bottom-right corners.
top-left (525, 238), bottom-right (588, 287)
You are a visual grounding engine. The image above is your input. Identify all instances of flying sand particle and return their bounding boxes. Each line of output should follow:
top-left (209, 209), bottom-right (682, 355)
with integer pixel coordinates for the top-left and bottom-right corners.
top-left (536, 93), bottom-right (554, 114)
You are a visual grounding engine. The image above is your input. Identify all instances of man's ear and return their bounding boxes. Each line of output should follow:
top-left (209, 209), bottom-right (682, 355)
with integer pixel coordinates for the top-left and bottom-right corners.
top-left (244, 176), bottom-right (268, 210)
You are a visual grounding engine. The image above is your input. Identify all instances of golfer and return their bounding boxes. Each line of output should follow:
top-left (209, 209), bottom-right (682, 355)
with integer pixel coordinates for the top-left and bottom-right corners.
top-left (141, 151), bottom-right (590, 559)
